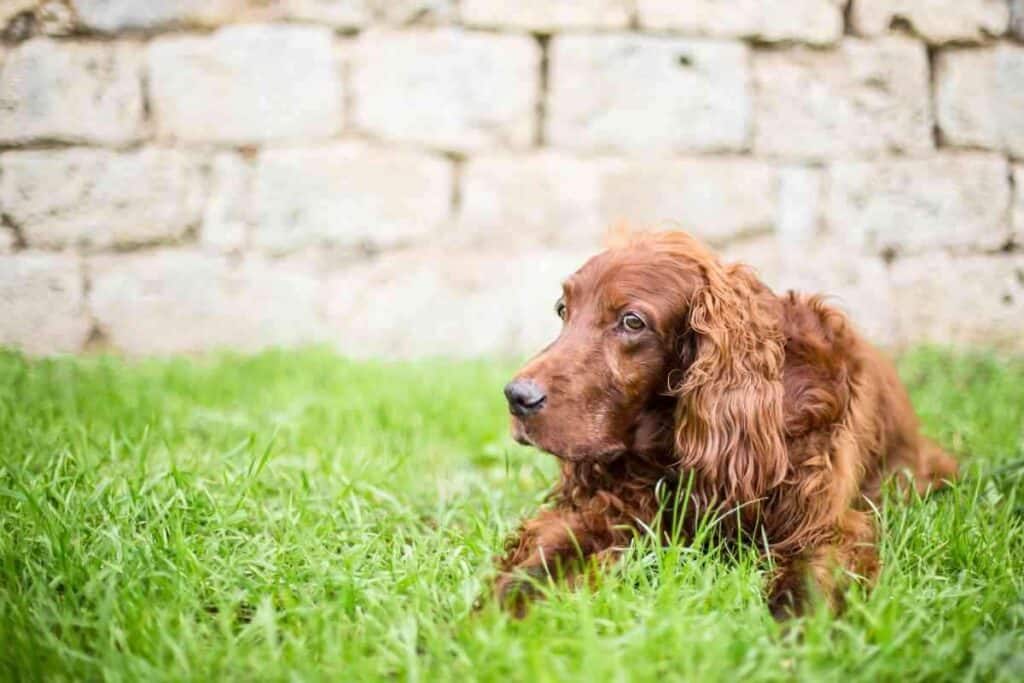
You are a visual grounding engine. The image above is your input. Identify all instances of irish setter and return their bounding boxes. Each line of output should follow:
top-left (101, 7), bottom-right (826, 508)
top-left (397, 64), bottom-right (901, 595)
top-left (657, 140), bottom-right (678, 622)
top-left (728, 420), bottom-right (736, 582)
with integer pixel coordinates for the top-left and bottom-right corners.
top-left (495, 230), bottom-right (957, 617)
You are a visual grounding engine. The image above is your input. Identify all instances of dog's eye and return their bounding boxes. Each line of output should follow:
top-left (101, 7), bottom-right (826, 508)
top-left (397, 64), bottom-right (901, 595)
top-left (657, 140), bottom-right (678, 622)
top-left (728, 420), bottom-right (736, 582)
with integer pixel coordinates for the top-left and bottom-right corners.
top-left (555, 297), bottom-right (567, 321)
top-left (621, 312), bottom-right (646, 331)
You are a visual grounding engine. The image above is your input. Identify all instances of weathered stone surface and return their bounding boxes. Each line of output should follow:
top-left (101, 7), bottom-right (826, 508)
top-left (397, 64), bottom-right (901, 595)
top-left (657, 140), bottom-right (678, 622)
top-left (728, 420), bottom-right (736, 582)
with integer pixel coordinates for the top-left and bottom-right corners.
top-left (323, 249), bottom-right (585, 357)
top-left (0, 38), bottom-right (144, 144)
top-left (637, 0), bottom-right (844, 44)
top-left (935, 44), bottom-right (1024, 159)
top-left (73, 0), bottom-right (455, 29)
top-left (850, 0), bottom-right (1009, 44)
top-left (70, 0), bottom-right (248, 30)
top-left (0, 2), bottom-right (74, 39)
top-left (2, 0), bottom-right (70, 39)
top-left (148, 24), bottom-right (342, 144)
top-left (1, 148), bottom-right (205, 250)
top-left (783, 252), bottom-right (895, 346)
top-left (546, 35), bottom-right (750, 154)
top-left (456, 154), bottom-right (606, 249)
top-left (461, 0), bottom-right (629, 30)
top-left (0, 0), bottom-right (75, 39)
top-left (89, 251), bottom-right (324, 354)
top-left (0, 0), bottom-right (35, 27)
top-left (1014, 164), bottom-right (1024, 243)
top-left (890, 253), bottom-right (1024, 350)
top-left (0, 252), bottom-right (90, 354)
top-left (457, 156), bottom-right (793, 249)
top-left (776, 167), bottom-right (824, 244)
top-left (276, 0), bottom-right (367, 26)
top-left (1013, 0), bottom-right (1024, 41)
top-left (372, 0), bottom-right (455, 24)
top-left (3, 7), bottom-right (1023, 359)
top-left (280, 0), bottom-right (456, 25)
top-left (36, 1), bottom-right (76, 36)
top-left (754, 38), bottom-right (932, 160)
top-left (826, 154), bottom-right (1011, 256)
top-left (352, 29), bottom-right (538, 151)
top-left (722, 236), bottom-right (896, 346)
top-left (597, 159), bottom-right (778, 244)
top-left (201, 153), bottom-right (251, 252)
top-left (252, 144), bottom-right (452, 254)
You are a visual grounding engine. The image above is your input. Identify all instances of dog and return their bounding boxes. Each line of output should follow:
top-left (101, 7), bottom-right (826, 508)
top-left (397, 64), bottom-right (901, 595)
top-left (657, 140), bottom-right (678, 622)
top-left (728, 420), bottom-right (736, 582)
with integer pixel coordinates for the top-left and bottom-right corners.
top-left (494, 230), bottom-right (957, 617)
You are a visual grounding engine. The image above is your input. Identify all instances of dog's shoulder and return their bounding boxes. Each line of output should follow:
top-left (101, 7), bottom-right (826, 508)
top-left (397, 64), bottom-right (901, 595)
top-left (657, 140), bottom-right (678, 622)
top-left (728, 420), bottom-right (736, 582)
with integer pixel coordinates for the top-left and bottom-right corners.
top-left (778, 291), bottom-right (858, 360)
top-left (777, 291), bottom-right (861, 435)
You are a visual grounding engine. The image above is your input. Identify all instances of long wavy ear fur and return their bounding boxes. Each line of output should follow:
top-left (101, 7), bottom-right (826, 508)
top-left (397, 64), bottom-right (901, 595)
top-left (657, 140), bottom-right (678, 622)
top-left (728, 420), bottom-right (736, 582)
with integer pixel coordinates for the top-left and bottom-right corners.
top-left (674, 259), bottom-right (788, 507)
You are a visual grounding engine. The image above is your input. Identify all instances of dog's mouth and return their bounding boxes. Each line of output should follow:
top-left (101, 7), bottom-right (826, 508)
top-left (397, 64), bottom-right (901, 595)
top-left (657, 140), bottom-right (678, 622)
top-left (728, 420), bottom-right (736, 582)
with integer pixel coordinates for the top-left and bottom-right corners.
top-left (510, 420), bottom-right (540, 450)
top-left (510, 420), bottom-right (625, 462)
top-left (511, 424), bottom-right (534, 448)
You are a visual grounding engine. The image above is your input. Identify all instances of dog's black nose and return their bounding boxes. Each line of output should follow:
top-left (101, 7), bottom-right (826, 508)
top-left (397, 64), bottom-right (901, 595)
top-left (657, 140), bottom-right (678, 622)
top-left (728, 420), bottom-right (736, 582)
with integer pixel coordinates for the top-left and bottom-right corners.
top-left (504, 379), bottom-right (547, 417)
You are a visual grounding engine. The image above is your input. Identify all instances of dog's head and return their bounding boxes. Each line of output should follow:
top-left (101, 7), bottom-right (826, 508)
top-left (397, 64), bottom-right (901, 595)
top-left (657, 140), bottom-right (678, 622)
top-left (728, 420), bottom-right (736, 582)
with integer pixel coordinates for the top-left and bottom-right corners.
top-left (505, 231), bottom-right (787, 502)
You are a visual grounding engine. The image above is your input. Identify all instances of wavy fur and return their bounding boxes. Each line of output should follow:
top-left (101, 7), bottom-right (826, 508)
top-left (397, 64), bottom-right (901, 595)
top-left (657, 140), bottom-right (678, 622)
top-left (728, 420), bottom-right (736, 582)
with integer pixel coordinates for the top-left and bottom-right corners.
top-left (494, 230), bottom-right (958, 617)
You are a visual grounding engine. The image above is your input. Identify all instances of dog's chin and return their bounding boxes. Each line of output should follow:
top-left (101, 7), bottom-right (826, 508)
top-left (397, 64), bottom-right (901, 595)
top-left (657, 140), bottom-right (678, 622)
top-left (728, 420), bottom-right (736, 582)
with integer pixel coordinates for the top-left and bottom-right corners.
top-left (510, 420), bottom-right (533, 447)
top-left (547, 446), bottom-right (626, 463)
top-left (510, 423), bottom-right (625, 463)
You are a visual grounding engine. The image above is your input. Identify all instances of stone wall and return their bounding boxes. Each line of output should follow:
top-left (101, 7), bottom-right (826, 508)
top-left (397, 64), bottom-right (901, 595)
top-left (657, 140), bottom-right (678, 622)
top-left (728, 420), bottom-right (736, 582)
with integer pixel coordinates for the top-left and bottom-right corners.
top-left (1, 0), bottom-right (1022, 357)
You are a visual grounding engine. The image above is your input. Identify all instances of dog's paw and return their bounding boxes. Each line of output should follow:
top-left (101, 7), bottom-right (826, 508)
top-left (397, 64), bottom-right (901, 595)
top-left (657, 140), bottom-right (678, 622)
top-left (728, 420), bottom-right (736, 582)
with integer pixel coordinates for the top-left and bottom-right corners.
top-left (492, 569), bottom-right (547, 618)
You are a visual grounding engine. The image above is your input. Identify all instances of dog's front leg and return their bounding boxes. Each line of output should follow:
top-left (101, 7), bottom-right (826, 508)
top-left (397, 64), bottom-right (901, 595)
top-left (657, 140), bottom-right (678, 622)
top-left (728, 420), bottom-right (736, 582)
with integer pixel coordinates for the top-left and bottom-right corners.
top-left (767, 508), bottom-right (880, 618)
top-left (493, 508), bottom-right (624, 616)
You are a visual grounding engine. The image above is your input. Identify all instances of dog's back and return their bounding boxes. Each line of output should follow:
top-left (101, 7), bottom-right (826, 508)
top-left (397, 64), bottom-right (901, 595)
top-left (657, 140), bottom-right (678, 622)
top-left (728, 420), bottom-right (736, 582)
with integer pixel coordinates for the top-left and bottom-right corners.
top-left (778, 291), bottom-right (958, 503)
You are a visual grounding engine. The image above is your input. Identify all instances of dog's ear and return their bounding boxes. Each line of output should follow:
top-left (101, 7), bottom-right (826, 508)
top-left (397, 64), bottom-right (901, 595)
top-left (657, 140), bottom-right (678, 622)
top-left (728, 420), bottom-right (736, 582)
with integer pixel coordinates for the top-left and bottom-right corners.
top-left (673, 262), bottom-right (787, 506)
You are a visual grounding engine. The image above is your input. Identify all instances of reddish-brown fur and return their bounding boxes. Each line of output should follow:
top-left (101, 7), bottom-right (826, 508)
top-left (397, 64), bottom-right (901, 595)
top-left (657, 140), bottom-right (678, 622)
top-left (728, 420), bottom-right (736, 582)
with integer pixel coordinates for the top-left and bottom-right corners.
top-left (495, 230), bottom-right (957, 617)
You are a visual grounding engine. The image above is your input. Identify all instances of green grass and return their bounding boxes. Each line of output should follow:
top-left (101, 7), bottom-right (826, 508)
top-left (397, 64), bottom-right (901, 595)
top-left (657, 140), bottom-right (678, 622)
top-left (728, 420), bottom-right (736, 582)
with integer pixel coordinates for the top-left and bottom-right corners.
top-left (1, 347), bottom-right (1023, 682)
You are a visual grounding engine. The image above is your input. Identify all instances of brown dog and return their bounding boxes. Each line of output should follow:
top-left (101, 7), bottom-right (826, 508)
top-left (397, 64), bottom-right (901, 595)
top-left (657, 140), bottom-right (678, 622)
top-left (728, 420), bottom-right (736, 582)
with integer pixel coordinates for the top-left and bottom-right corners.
top-left (495, 230), bottom-right (957, 617)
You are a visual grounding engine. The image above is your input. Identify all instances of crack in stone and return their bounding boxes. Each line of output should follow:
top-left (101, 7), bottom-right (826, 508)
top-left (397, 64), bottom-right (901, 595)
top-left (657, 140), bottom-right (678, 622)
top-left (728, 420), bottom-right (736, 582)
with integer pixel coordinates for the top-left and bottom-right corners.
top-left (533, 32), bottom-right (550, 148)
top-left (1, 212), bottom-right (27, 249)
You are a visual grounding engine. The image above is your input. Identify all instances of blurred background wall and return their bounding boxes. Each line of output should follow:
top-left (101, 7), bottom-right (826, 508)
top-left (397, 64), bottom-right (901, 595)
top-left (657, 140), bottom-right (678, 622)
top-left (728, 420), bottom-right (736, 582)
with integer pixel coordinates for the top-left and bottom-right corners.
top-left (0, 0), bottom-right (1022, 357)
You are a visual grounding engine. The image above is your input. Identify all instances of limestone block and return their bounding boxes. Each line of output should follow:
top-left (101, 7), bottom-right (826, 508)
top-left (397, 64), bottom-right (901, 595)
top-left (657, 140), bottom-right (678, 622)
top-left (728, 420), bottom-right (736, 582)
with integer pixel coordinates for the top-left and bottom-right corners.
top-left (597, 159), bottom-right (778, 244)
top-left (777, 167), bottom-right (824, 244)
top-left (826, 154), bottom-right (1012, 255)
top-left (280, 0), bottom-right (455, 26)
top-left (0, 38), bottom-right (144, 144)
top-left (148, 24), bottom-right (342, 143)
top-left (546, 35), bottom-right (751, 154)
top-left (461, 0), bottom-right (629, 30)
top-left (456, 154), bottom-right (606, 249)
top-left (890, 253), bottom-right (1024, 349)
top-left (458, 155), bottom-right (808, 249)
top-left (0, 252), bottom-right (90, 354)
top-left (1012, 0), bottom-right (1024, 41)
top-left (352, 29), bottom-right (539, 151)
top-left (88, 251), bottom-right (324, 354)
top-left (322, 248), bottom-right (586, 357)
top-left (753, 38), bottom-right (932, 160)
top-left (70, 0), bottom-right (249, 30)
top-left (723, 236), bottom-right (896, 346)
top-left (935, 44), bottom-right (1024, 158)
top-left (0, 0), bottom-right (35, 26)
top-left (252, 143), bottom-right (452, 253)
top-left (274, 0), bottom-right (366, 26)
top-left (1, 148), bottom-right (205, 250)
top-left (850, 0), bottom-right (1009, 44)
top-left (201, 153), bottom-right (251, 252)
top-left (637, 0), bottom-right (844, 45)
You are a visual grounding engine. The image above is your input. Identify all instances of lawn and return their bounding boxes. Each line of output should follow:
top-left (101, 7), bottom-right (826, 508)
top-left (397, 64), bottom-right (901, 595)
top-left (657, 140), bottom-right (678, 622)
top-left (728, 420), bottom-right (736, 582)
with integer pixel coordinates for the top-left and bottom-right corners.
top-left (1, 347), bottom-right (1023, 682)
